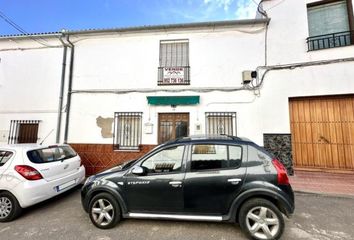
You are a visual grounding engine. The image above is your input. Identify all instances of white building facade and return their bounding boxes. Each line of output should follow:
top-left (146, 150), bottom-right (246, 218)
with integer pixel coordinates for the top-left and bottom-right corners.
top-left (0, 0), bottom-right (353, 175)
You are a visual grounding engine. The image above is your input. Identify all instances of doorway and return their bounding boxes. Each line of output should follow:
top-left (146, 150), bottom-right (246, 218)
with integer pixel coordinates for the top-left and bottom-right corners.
top-left (289, 95), bottom-right (354, 171)
top-left (158, 113), bottom-right (189, 144)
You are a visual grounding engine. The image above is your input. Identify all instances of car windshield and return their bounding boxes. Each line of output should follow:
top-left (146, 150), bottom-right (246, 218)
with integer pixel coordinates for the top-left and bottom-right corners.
top-left (27, 146), bottom-right (77, 163)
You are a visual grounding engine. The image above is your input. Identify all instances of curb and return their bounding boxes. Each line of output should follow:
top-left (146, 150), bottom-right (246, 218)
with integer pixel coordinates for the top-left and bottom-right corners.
top-left (294, 190), bottom-right (354, 199)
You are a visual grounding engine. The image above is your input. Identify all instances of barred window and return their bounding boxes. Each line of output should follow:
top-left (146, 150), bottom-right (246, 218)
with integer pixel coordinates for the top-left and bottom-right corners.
top-left (158, 39), bottom-right (190, 85)
top-left (159, 39), bottom-right (189, 67)
top-left (114, 112), bottom-right (142, 150)
top-left (205, 112), bottom-right (236, 136)
top-left (8, 120), bottom-right (40, 144)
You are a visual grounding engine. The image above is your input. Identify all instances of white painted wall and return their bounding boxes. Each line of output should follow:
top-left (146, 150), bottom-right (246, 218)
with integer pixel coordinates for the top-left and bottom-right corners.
top-left (70, 26), bottom-right (265, 90)
top-left (0, 41), bottom-right (63, 144)
top-left (68, 91), bottom-right (260, 144)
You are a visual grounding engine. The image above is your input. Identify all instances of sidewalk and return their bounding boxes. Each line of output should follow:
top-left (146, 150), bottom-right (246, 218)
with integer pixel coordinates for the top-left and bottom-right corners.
top-left (290, 170), bottom-right (354, 197)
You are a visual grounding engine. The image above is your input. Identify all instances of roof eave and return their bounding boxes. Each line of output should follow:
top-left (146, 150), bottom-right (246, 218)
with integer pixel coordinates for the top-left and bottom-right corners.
top-left (67, 18), bottom-right (270, 35)
top-left (0, 18), bottom-right (270, 40)
top-left (0, 32), bottom-right (62, 40)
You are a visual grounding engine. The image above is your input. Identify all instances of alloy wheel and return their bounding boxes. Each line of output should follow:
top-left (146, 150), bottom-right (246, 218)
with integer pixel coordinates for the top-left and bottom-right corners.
top-left (91, 199), bottom-right (114, 227)
top-left (245, 206), bottom-right (280, 240)
top-left (0, 197), bottom-right (12, 219)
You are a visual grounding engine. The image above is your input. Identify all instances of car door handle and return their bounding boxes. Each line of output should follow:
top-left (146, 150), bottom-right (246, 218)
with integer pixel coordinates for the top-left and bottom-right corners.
top-left (169, 181), bottom-right (182, 187)
top-left (227, 178), bottom-right (242, 185)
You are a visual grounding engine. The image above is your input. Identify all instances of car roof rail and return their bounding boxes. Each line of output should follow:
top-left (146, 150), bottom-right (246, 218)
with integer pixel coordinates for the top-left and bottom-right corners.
top-left (219, 134), bottom-right (243, 141)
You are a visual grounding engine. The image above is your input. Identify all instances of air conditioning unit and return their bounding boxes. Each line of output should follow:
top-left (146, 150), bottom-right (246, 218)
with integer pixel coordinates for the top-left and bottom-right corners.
top-left (242, 71), bottom-right (257, 85)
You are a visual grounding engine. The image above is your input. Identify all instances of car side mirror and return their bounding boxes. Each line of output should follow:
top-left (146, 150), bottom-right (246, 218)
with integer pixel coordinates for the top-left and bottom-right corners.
top-left (131, 166), bottom-right (145, 176)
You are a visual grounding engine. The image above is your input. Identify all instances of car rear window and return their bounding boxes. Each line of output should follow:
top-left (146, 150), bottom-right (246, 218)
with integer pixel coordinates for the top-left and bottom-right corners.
top-left (248, 145), bottom-right (273, 162)
top-left (27, 146), bottom-right (77, 164)
top-left (0, 151), bottom-right (14, 167)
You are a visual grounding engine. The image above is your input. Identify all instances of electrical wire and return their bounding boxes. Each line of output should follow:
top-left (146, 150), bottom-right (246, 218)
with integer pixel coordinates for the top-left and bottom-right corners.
top-left (265, 0), bottom-right (286, 11)
top-left (252, 0), bottom-right (260, 7)
top-left (1, 12), bottom-right (46, 42)
top-left (0, 45), bottom-right (62, 52)
top-left (0, 10), bottom-right (57, 47)
top-left (257, 0), bottom-right (268, 18)
top-left (70, 86), bottom-right (249, 95)
top-left (254, 0), bottom-right (269, 66)
top-left (254, 57), bottom-right (354, 90)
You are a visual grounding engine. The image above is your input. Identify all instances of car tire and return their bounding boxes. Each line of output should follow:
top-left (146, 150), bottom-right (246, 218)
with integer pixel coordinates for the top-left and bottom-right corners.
top-left (0, 192), bottom-right (22, 222)
top-left (238, 198), bottom-right (285, 240)
top-left (89, 193), bottom-right (121, 229)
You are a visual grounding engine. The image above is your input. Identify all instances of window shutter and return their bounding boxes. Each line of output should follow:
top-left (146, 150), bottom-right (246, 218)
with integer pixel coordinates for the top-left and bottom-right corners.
top-left (160, 40), bottom-right (189, 67)
top-left (307, 1), bottom-right (350, 37)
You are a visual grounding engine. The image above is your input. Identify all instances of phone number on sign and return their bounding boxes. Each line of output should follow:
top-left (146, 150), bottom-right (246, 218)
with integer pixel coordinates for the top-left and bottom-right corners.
top-left (162, 78), bottom-right (185, 84)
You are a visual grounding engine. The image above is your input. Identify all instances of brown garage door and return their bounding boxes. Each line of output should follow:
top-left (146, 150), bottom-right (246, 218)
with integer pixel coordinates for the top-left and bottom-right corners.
top-left (289, 95), bottom-right (354, 171)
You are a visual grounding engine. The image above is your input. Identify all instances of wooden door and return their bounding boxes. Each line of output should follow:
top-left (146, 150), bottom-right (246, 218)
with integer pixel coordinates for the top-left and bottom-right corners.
top-left (18, 123), bottom-right (39, 143)
top-left (158, 113), bottom-right (189, 144)
top-left (289, 96), bottom-right (354, 171)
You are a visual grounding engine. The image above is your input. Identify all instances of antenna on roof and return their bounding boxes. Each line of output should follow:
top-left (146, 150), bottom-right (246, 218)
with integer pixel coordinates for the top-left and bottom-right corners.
top-left (40, 129), bottom-right (55, 145)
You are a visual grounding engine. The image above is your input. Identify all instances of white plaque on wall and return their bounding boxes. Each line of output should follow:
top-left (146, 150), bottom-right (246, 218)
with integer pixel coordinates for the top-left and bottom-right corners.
top-left (144, 123), bottom-right (153, 134)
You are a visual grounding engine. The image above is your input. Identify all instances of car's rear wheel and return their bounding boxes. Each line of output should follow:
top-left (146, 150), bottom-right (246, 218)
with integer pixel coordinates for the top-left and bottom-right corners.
top-left (238, 198), bottom-right (284, 240)
top-left (0, 192), bottom-right (22, 222)
top-left (89, 193), bottom-right (121, 229)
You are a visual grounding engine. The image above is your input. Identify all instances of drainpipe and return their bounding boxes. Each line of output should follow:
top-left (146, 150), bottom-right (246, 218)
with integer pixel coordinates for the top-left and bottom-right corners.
top-left (63, 35), bottom-right (75, 144)
top-left (56, 33), bottom-right (68, 143)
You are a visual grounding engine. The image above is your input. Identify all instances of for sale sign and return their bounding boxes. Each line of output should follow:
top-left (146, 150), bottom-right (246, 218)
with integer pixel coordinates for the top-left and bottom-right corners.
top-left (162, 67), bottom-right (186, 84)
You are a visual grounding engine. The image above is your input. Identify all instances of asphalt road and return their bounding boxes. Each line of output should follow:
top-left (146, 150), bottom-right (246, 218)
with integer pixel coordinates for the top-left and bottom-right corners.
top-left (0, 187), bottom-right (353, 240)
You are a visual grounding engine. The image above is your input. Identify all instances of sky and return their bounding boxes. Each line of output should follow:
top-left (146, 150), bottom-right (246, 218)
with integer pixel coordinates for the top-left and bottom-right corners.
top-left (0, 0), bottom-right (259, 35)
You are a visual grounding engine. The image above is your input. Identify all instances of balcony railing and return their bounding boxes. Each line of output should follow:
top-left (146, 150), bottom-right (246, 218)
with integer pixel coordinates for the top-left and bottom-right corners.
top-left (158, 66), bottom-right (190, 85)
top-left (307, 31), bottom-right (353, 51)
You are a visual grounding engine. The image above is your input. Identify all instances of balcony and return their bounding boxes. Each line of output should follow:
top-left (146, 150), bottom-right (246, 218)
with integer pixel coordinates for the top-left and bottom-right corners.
top-left (158, 66), bottom-right (190, 85)
top-left (307, 31), bottom-right (353, 51)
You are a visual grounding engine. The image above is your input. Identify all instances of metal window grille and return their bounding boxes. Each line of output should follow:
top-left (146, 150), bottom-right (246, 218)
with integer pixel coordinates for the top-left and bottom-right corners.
top-left (8, 120), bottom-right (40, 144)
top-left (205, 112), bottom-right (236, 136)
top-left (158, 39), bottom-right (190, 85)
top-left (307, 31), bottom-right (353, 51)
top-left (159, 39), bottom-right (189, 67)
top-left (113, 112), bottom-right (142, 150)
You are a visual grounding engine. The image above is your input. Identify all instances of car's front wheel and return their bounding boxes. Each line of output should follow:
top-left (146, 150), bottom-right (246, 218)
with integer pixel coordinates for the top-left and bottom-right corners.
top-left (0, 192), bottom-right (22, 222)
top-left (238, 198), bottom-right (284, 240)
top-left (89, 193), bottom-right (121, 229)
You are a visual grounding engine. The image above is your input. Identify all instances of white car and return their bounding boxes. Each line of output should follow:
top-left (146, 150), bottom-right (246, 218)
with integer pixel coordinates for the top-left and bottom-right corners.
top-left (0, 144), bottom-right (85, 221)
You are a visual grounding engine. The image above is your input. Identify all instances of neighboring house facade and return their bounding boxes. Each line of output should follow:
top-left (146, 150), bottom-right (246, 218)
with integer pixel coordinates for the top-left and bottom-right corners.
top-left (0, 0), bottom-right (353, 175)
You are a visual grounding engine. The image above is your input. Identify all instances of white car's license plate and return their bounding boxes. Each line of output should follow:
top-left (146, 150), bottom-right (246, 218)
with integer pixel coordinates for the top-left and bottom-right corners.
top-left (56, 179), bottom-right (76, 192)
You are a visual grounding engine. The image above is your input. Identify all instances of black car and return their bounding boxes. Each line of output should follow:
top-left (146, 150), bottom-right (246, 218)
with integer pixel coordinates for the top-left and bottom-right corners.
top-left (81, 135), bottom-right (294, 240)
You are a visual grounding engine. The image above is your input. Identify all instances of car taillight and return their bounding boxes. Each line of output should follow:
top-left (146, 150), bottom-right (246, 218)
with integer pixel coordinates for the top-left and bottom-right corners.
top-left (272, 159), bottom-right (289, 185)
top-left (15, 165), bottom-right (43, 181)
